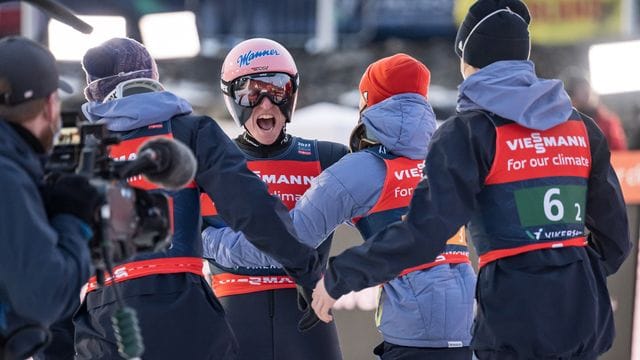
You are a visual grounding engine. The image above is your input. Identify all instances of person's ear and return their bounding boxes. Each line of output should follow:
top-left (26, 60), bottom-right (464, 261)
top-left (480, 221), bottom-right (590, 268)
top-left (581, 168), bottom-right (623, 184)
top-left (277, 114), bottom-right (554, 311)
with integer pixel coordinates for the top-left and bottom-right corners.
top-left (359, 92), bottom-right (367, 112)
top-left (43, 92), bottom-right (58, 123)
top-left (460, 59), bottom-right (479, 79)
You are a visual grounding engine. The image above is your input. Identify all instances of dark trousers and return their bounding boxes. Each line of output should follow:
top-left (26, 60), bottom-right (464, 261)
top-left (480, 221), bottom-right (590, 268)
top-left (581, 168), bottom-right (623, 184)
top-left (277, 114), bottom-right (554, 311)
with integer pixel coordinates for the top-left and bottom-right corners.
top-left (474, 350), bottom-right (598, 360)
top-left (74, 273), bottom-right (237, 360)
top-left (472, 247), bottom-right (613, 360)
top-left (220, 288), bottom-right (342, 360)
top-left (33, 318), bottom-right (75, 360)
top-left (373, 341), bottom-right (472, 360)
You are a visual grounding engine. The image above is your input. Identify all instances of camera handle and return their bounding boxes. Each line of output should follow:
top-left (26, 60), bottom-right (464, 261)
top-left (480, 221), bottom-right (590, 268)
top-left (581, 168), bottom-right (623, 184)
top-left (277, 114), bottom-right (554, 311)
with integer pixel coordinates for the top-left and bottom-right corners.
top-left (97, 203), bottom-right (145, 360)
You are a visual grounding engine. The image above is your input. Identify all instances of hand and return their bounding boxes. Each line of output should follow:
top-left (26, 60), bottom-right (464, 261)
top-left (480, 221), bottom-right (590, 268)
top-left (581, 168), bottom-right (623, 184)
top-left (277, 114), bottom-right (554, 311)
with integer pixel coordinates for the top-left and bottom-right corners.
top-left (311, 277), bottom-right (336, 323)
top-left (43, 174), bottom-right (102, 226)
top-left (296, 285), bottom-right (321, 332)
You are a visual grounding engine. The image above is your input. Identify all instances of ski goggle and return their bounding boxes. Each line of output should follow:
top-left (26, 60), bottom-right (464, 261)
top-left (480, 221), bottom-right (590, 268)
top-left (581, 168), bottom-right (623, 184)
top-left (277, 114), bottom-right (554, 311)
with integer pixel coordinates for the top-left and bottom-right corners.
top-left (222, 73), bottom-right (297, 108)
top-left (102, 78), bottom-right (164, 103)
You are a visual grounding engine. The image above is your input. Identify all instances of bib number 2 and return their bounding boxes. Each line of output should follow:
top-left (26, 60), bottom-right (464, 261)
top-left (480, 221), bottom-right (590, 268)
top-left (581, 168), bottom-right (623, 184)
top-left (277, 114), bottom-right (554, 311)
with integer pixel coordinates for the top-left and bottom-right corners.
top-left (515, 185), bottom-right (586, 226)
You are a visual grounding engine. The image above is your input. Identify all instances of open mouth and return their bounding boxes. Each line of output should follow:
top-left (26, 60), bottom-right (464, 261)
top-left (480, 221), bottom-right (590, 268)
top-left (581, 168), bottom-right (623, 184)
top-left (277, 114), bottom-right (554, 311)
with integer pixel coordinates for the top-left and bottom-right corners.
top-left (256, 115), bottom-right (276, 131)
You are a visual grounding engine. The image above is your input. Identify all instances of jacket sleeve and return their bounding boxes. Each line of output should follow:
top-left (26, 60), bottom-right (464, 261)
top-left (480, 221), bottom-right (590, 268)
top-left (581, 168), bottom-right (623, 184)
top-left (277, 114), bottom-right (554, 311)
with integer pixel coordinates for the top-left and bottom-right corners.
top-left (582, 117), bottom-right (631, 275)
top-left (294, 140), bottom-right (356, 248)
top-left (202, 154), bottom-right (382, 268)
top-left (190, 118), bottom-right (322, 288)
top-left (0, 160), bottom-right (92, 327)
top-left (202, 226), bottom-right (282, 268)
top-left (292, 156), bottom-right (381, 245)
top-left (323, 115), bottom-right (495, 298)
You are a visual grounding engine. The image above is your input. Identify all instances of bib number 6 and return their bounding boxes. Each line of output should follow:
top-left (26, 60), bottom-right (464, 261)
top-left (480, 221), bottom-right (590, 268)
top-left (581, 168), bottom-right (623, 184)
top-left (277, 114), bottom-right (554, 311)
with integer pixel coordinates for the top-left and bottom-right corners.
top-left (543, 188), bottom-right (564, 221)
top-left (543, 187), bottom-right (582, 222)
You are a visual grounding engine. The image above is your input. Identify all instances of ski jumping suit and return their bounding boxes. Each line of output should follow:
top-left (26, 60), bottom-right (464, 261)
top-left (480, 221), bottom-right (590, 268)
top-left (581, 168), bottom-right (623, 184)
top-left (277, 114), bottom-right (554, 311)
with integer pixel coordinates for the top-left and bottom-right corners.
top-left (201, 133), bottom-right (347, 360)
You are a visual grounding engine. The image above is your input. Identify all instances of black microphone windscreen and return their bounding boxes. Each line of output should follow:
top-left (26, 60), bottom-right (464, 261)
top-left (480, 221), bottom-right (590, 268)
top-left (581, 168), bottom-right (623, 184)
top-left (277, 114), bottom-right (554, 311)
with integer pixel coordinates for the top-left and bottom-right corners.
top-left (137, 137), bottom-right (197, 190)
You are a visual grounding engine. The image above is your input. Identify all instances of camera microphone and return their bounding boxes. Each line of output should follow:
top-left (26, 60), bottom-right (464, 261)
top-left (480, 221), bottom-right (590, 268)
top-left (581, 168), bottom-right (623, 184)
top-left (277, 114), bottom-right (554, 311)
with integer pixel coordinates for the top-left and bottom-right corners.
top-left (118, 137), bottom-right (197, 190)
top-left (25, 0), bottom-right (93, 34)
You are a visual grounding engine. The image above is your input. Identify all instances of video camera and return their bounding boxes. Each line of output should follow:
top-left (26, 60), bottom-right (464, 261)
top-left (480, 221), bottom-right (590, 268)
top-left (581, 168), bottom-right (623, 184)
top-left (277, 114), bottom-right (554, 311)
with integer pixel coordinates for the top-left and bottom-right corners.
top-left (46, 120), bottom-right (172, 271)
top-left (43, 116), bottom-right (197, 360)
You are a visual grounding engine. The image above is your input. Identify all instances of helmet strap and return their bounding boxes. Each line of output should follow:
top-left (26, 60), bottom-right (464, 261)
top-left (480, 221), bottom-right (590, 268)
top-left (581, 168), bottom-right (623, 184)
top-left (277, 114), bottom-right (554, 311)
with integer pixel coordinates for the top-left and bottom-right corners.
top-left (241, 128), bottom-right (289, 148)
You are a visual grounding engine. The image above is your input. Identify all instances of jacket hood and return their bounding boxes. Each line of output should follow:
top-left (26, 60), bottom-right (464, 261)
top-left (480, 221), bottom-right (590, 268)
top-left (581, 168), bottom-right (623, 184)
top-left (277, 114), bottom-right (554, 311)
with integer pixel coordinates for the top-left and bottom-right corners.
top-left (361, 93), bottom-right (436, 160)
top-left (457, 60), bottom-right (573, 131)
top-left (81, 91), bottom-right (192, 131)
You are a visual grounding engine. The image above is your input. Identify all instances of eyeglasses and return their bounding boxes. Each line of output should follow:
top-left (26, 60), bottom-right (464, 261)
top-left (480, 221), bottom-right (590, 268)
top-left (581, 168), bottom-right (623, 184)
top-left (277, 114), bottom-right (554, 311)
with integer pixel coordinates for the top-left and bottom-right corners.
top-left (222, 73), bottom-right (297, 108)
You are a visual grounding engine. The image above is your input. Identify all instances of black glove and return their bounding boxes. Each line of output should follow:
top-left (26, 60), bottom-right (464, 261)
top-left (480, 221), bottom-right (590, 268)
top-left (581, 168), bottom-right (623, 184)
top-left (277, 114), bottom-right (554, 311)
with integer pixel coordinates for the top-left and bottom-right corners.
top-left (3, 324), bottom-right (51, 360)
top-left (43, 174), bottom-right (102, 226)
top-left (296, 285), bottom-right (323, 332)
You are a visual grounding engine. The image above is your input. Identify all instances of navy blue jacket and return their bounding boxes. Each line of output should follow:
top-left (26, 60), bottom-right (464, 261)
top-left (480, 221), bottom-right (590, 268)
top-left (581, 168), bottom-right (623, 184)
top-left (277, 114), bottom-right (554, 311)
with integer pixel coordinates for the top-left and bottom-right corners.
top-left (82, 92), bottom-right (322, 288)
top-left (0, 120), bottom-right (92, 343)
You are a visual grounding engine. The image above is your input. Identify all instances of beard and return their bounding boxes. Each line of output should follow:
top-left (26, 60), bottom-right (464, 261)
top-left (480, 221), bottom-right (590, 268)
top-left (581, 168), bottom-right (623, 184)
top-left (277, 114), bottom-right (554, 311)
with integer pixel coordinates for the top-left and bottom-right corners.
top-left (44, 116), bottom-right (62, 152)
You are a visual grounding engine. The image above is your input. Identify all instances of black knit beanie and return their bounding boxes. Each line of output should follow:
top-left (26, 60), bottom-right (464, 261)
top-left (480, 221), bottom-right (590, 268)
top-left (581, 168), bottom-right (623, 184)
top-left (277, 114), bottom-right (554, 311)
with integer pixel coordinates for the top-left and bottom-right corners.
top-left (455, 0), bottom-right (531, 68)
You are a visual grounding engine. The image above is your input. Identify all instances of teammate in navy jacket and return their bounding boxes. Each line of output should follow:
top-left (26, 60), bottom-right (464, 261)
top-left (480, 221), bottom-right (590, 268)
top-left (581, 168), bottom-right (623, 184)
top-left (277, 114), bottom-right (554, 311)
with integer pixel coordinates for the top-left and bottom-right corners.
top-left (311, 1), bottom-right (631, 359)
top-left (205, 53), bottom-right (476, 359)
top-left (72, 37), bottom-right (322, 360)
top-left (0, 37), bottom-right (98, 360)
top-left (200, 38), bottom-right (346, 360)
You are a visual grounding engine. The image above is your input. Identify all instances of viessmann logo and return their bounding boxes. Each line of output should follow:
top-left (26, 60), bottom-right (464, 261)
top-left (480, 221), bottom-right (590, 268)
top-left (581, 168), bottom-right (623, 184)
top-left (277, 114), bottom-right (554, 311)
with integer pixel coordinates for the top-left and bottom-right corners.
top-left (507, 133), bottom-right (587, 154)
top-left (253, 171), bottom-right (315, 185)
top-left (217, 276), bottom-right (294, 286)
top-left (393, 162), bottom-right (424, 181)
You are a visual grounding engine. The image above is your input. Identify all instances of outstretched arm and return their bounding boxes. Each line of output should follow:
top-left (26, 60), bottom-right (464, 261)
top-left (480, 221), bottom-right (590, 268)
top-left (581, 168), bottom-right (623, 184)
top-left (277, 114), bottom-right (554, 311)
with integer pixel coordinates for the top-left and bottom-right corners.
top-left (192, 118), bottom-right (320, 288)
top-left (202, 155), bottom-right (380, 269)
top-left (202, 226), bottom-right (282, 268)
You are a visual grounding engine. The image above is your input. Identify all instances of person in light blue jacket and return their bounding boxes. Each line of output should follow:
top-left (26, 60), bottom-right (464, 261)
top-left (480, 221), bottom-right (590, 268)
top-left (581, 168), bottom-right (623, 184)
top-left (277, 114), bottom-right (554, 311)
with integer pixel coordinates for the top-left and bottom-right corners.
top-left (203, 53), bottom-right (476, 360)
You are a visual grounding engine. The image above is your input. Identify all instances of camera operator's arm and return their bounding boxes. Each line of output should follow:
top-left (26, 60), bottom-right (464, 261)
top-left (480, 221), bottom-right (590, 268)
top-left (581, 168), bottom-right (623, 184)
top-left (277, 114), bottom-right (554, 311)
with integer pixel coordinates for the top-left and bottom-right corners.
top-left (0, 162), bottom-right (93, 327)
top-left (189, 118), bottom-right (322, 289)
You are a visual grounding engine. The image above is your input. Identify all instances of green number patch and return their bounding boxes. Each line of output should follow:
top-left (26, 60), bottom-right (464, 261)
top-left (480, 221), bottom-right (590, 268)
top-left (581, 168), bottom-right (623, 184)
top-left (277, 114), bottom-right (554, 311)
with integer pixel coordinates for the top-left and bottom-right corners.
top-left (514, 185), bottom-right (586, 226)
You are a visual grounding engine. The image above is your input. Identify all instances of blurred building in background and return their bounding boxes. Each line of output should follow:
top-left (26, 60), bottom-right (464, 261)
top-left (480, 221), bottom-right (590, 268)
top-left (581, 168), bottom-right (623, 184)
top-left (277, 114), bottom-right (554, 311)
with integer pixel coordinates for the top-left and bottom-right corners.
top-left (2, 0), bottom-right (640, 359)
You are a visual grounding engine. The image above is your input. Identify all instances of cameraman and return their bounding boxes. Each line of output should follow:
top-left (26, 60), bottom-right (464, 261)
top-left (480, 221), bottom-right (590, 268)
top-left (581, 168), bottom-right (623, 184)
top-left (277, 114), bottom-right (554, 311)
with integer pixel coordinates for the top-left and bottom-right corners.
top-left (72, 37), bottom-right (322, 359)
top-left (0, 37), bottom-right (98, 359)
